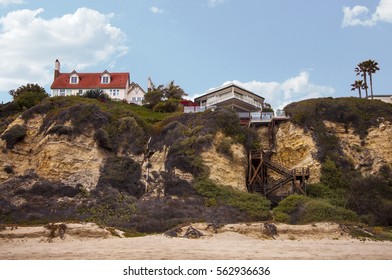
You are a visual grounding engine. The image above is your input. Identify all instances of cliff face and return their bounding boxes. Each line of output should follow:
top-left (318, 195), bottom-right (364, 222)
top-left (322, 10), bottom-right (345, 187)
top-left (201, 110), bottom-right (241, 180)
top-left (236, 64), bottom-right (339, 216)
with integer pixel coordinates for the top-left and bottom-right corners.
top-left (0, 115), bottom-right (105, 190)
top-left (324, 120), bottom-right (392, 175)
top-left (273, 122), bottom-right (321, 183)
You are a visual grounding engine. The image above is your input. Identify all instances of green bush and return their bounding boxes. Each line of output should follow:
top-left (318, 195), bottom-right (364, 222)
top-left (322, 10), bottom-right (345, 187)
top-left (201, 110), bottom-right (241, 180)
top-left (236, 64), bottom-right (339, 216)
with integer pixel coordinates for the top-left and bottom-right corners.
top-left (16, 91), bottom-right (48, 109)
top-left (193, 178), bottom-right (271, 220)
top-left (216, 137), bottom-right (233, 158)
top-left (153, 99), bottom-right (179, 113)
top-left (47, 124), bottom-right (73, 136)
top-left (273, 194), bottom-right (357, 224)
top-left (94, 128), bottom-right (112, 150)
top-left (1, 124), bottom-right (27, 149)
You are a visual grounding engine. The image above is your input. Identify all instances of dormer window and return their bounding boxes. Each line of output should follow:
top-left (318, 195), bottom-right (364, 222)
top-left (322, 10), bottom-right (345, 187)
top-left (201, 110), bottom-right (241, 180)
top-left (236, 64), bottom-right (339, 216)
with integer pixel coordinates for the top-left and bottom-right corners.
top-left (69, 70), bottom-right (79, 84)
top-left (70, 76), bottom-right (78, 84)
top-left (101, 70), bottom-right (111, 84)
top-left (102, 76), bottom-right (109, 84)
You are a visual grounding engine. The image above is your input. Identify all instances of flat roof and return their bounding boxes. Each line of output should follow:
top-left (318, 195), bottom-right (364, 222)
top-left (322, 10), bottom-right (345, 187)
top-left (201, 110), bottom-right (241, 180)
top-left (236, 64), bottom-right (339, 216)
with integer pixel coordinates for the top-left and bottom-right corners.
top-left (194, 82), bottom-right (264, 101)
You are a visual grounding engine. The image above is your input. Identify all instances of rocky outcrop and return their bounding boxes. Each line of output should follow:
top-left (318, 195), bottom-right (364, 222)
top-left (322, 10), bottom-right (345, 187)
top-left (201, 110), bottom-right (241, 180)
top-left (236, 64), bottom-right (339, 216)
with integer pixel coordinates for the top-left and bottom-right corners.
top-left (201, 132), bottom-right (247, 191)
top-left (272, 122), bottom-right (321, 183)
top-left (324, 120), bottom-right (392, 175)
top-left (0, 115), bottom-right (105, 190)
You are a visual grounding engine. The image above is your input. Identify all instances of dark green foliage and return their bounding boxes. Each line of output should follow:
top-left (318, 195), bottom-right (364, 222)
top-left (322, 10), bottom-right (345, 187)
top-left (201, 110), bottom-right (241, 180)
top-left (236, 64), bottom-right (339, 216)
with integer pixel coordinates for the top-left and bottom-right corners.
top-left (1, 124), bottom-right (26, 149)
top-left (97, 156), bottom-right (144, 198)
top-left (194, 178), bottom-right (271, 220)
top-left (9, 83), bottom-right (47, 99)
top-left (347, 165), bottom-right (392, 226)
top-left (15, 91), bottom-right (49, 109)
top-left (274, 194), bottom-right (357, 224)
top-left (153, 99), bottom-right (180, 113)
top-left (47, 124), bottom-right (73, 136)
top-left (163, 173), bottom-right (198, 197)
top-left (83, 89), bottom-right (110, 101)
top-left (94, 128), bottom-right (112, 150)
top-left (216, 137), bottom-right (234, 158)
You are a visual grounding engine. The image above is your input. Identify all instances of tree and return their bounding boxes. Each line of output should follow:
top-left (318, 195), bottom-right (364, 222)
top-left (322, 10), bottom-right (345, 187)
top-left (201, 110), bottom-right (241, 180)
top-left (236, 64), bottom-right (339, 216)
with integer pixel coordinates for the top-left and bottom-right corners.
top-left (355, 62), bottom-right (369, 98)
top-left (355, 59), bottom-right (380, 99)
top-left (164, 80), bottom-right (187, 100)
top-left (351, 80), bottom-right (366, 98)
top-left (143, 83), bottom-right (164, 109)
top-left (9, 83), bottom-right (47, 99)
top-left (364, 60), bottom-right (380, 100)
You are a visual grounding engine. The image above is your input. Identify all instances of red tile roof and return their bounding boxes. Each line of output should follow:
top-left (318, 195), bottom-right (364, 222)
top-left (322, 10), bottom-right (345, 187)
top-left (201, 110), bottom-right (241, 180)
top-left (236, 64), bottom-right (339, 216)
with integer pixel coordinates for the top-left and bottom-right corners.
top-left (51, 72), bottom-right (130, 89)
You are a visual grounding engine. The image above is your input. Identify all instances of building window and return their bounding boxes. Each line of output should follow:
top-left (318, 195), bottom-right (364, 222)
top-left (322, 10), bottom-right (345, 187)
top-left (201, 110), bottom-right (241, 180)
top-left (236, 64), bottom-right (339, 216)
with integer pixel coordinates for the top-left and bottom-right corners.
top-left (109, 89), bottom-right (119, 97)
top-left (132, 97), bottom-right (137, 102)
top-left (70, 76), bottom-right (78, 84)
top-left (78, 90), bottom-right (83, 96)
top-left (102, 76), bottom-right (109, 84)
top-left (59, 89), bottom-right (65, 96)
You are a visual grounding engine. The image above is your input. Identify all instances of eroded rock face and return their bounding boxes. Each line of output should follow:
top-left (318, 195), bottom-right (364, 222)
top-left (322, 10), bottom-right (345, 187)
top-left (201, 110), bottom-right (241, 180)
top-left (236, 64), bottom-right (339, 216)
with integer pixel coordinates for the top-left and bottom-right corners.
top-left (201, 133), bottom-right (247, 191)
top-left (0, 115), bottom-right (105, 190)
top-left (273, 122), bottom-right (321, 183)
top-left (324, 120), bottom-right (392, 175)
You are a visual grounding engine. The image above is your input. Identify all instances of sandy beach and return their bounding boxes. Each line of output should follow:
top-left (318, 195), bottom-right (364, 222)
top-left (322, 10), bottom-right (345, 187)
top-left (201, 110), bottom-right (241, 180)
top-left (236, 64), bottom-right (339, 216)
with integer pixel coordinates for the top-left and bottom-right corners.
top-left (1, 222), bottom-right (391, 260)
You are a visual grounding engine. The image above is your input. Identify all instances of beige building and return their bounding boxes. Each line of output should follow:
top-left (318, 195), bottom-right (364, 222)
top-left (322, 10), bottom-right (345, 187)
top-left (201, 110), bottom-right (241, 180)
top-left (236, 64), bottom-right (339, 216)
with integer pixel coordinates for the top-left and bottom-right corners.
top-left (194, 83), bottom-right (264, 112)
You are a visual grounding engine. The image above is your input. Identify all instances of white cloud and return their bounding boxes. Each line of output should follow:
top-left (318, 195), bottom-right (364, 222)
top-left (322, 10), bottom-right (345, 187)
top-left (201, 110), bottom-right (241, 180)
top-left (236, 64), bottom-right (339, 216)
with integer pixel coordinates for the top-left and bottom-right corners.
top-left (197, 71), bottom-right (335, 110)
top-left (374, 0), bottom-right (392, 23)
top-left (342, 0), bottom-right (392, 27)
top-left (150, 6), bottom-right (164, 14)
top-left (208, 0), bottom-right (226, 8)
top-left (0, 8), bottom-right (128, 97)
top-left (0, 0), bottom-right (24, 5)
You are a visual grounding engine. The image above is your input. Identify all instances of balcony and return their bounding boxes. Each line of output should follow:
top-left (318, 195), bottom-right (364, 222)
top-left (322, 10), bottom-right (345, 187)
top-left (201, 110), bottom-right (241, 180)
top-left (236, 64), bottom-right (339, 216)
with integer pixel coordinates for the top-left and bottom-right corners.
top-left (205, 92), bottom-right (263, 109)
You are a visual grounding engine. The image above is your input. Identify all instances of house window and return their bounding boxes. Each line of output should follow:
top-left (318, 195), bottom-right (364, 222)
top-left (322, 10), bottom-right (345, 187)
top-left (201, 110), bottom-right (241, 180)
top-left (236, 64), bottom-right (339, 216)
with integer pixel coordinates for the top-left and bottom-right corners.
top-left (102, 76), bottom-right (109, 84)
top-left (70, 76), bottom-right (78, 84)
top-left (132, 97), bottom-right (137, 102)
top-left (137, 97), bottom-right (142, 102)
top-left (78, 90), bottom-right (83, 96)
top-left (110, 89), bottom-right (119, 97)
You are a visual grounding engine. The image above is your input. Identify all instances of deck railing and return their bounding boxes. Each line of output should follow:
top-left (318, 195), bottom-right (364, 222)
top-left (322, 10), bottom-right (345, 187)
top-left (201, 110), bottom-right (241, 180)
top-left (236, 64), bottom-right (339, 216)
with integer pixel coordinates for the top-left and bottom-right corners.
top-left (205, 92), bottom-right (263, 109)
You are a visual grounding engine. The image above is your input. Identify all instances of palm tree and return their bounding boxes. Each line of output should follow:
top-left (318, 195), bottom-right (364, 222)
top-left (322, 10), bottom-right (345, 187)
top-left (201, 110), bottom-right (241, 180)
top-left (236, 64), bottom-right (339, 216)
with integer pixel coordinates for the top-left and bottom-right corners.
top-left (351, 80), bottom-right (366, 98)
top-left (164, 80), bottom-right (187, 100)
top-left (363, 60), bottom-right (380, 100)
top-left (355, 62), bottom-right (368, 98)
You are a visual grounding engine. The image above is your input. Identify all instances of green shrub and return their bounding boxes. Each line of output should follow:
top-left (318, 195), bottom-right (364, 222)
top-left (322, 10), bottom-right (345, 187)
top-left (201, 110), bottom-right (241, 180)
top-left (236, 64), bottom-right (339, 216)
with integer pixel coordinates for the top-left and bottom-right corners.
top-left (47, 124), bottom-right (73, 136)
top-left (16, 91), bottom-right (48, 109)
top-left (94, 128), bottom-right (112, 150)
top-left (153, 99), bottom-right (179, 113)
top-left (216, 137), bottom-right (233, 158)
top-left (273, 194), bottom-right (357, 224)
top-left (97, 156), bottom-right (144, 198)
top-left (1, 124), bottom-right (27, 149)
top-left (83, 89), bottom-right (110, 101)
top-left (193, 178), bottom-right (271, 220)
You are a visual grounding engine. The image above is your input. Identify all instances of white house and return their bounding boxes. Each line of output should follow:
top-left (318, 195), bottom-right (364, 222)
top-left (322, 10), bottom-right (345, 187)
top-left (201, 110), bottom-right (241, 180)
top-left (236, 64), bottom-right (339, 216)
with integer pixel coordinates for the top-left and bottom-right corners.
top-left (50, 59), bottom-right (145, 103)
top-left (194, 83), bottom-right (265, 112)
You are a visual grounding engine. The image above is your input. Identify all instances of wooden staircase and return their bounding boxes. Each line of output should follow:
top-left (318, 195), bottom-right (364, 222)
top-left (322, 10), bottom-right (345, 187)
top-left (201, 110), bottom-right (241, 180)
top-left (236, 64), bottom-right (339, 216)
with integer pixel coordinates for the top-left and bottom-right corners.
top-left (246, 119), bottom-right (310, 202)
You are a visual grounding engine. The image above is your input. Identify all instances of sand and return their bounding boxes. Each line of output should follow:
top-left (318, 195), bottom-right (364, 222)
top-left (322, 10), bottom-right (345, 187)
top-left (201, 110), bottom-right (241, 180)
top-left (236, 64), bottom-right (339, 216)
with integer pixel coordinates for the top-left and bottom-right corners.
top-left (1, 222), bottom-right (391, 260)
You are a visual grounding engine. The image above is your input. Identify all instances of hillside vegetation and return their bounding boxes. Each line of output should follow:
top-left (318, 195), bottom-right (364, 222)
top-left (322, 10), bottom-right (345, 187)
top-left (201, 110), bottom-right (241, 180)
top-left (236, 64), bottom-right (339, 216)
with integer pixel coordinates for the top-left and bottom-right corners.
top-left (0, 96), bottom-right (270, 234)
top-left (284, 97), bottom-right (392, 226)
top-left (1, 96), bottom-right (391, 236)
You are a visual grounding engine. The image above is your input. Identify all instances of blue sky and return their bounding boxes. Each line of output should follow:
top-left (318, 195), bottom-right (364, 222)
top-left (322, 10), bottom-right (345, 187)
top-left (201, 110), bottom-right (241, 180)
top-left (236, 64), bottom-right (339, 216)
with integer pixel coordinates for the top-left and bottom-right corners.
top-left (0, 0), bottom-right (391, 109)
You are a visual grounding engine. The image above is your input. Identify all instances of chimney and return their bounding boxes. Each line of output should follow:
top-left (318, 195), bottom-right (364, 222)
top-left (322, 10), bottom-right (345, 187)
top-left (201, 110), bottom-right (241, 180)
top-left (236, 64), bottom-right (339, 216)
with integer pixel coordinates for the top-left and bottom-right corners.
top-left (54, 59), bottom-right (60, 79)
